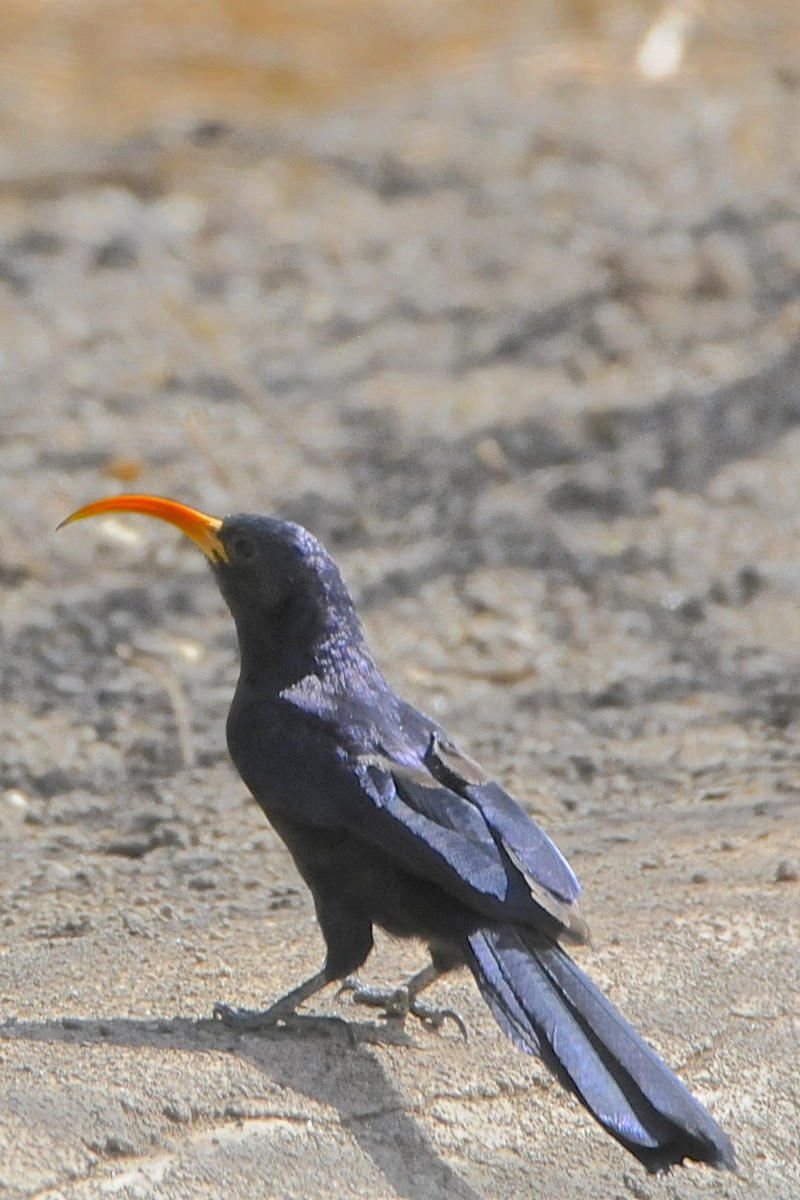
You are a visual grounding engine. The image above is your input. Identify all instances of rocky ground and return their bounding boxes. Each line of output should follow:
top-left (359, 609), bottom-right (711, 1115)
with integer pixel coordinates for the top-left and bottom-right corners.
top-left (1, 14), bottom-right (799, 1200)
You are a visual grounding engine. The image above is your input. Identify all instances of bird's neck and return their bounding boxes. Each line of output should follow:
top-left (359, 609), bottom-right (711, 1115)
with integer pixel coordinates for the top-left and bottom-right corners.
top-left (231, 588), bottom-right (384, 702)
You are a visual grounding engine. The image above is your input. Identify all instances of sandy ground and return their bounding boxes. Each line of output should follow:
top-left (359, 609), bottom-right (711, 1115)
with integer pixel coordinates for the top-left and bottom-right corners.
top-left (1, 8), bottom-right (800, 1199)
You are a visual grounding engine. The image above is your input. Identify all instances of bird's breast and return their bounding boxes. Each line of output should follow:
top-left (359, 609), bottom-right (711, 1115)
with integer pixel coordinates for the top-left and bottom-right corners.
top-left (225, 687), bottom-right (359, 828)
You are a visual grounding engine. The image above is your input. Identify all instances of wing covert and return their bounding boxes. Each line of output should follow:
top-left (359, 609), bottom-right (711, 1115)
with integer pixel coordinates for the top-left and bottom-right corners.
top-left (348, 750), bottom-right (587, 941)
top-left (425, 733), bottom-right (582, 905)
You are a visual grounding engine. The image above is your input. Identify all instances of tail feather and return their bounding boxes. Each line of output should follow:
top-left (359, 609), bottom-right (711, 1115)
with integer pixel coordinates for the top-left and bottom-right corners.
top-left (465, 925), bottom-right (735, 1173)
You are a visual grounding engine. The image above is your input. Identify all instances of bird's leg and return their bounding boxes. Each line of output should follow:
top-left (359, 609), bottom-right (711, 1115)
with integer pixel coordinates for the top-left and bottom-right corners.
top-left (338, 962), bottom-right (468, 1039)
top-left (213, 969), bottom-right (330, 1031)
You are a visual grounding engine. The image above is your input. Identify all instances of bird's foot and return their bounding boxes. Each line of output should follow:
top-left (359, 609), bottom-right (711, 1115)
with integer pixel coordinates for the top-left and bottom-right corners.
top-left (213, 969), bottom-right (333, 1033)
top-left (407, 998), bottom-right (468, 1040)
top-left (212, 999), bottom-right (293, 1031)
top-left (337, 977), bottom-right (468, 1040)
top-left (212, 1001), bottom-right (354, 1042)
top-left (336, 977), bottom-right (408, 1016)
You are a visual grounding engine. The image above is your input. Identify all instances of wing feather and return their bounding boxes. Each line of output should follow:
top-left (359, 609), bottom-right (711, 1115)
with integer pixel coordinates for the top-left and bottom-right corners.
top-left (349, 747), bottom-right (586, 940)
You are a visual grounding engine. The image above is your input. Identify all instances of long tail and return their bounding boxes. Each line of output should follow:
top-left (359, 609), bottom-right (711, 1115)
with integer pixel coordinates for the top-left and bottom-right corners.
top-left (464, 925), bottom-right (735, 1172)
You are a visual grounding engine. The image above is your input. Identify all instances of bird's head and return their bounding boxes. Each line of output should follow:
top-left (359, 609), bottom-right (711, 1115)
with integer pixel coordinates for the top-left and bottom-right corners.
top-left (58, 494), bottom-right (370, 687)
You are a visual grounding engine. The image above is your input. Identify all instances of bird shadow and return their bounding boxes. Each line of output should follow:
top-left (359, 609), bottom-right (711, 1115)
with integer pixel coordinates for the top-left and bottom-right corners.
top-left (0, 1012), bottom-right (485, 1200)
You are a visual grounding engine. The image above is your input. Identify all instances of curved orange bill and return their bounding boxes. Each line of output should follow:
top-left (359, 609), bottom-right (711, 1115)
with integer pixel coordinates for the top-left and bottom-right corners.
top-left (57, 494), bottom-right (228, 563)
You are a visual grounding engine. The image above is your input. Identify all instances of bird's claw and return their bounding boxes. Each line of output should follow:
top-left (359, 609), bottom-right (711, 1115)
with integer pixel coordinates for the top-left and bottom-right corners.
top-left (336, 976), bottom-right (410, 1015)
top-left (337, 977), bottom-right (468, 1040)
top-left (212, 1001), bottom-right (284, 1030)
top-left (212, 1001), bottom-right (355, 1043)
top-left (410, 1001), bottom-right (469, 1041)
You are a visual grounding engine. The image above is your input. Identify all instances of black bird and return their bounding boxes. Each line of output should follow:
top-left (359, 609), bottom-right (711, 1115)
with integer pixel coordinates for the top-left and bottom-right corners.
top-left (59, 494), bottom-right (735, 1173)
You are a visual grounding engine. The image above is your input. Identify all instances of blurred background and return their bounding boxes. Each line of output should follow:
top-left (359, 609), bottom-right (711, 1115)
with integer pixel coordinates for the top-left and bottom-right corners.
top-left (4, 0), bottom-right (800, 632)
top-left (2, 1), bottom-right (800, 144)
top-left (3, 2), bottom-right (800, 524)
top-left (1, 5), bottom-right (800, 1198)
top-left (2, 0), bottom-right (800, 529)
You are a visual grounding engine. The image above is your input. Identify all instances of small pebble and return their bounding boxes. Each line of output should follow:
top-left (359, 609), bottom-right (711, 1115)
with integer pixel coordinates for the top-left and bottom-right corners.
top-left (163, 1100), bottom-right (192, 1123)
top-left (104, 1135), bottom-right (137, 1157)
top-left (187, 876), bottom-right (216, 891)
top-left (698, 787), bottom-right (730, 802)
top-left (774, 860), bottom-right (798, 883)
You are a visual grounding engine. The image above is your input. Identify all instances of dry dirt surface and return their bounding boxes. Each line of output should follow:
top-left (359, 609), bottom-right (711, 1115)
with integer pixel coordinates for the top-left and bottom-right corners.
top-left (1, 7), bottom-right (799, 1200)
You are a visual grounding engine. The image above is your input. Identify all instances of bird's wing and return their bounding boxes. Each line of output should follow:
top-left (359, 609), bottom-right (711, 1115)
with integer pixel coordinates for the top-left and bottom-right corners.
top-left (428, 732), bottom-right (588, 940)
top-left (349, 729), bottom-right (588, 943)
top-left (424, 732), bottom-right (581, 904)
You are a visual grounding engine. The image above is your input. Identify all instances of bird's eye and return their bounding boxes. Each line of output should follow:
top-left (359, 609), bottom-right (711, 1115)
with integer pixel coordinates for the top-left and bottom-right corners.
top-left (232, 537), bottom-right (256, 562)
